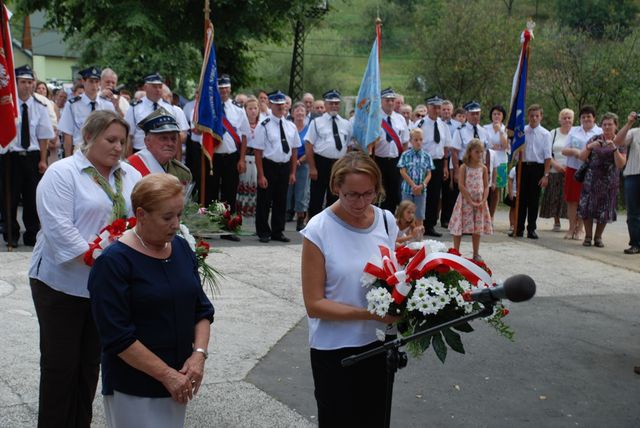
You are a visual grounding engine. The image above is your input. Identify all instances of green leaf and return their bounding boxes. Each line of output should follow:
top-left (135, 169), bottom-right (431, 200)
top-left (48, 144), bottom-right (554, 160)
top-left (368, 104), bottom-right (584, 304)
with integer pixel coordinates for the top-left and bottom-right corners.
top-left (453, 322), bottom-right (474, 333)
top-left (432, 333), bottom-right (447, 363)
top-left (443, 328), bottom-right (465, 354)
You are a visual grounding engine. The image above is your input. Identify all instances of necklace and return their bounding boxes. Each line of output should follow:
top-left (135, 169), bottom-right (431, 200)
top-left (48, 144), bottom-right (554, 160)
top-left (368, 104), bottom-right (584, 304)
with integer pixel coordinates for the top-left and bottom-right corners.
top-left (133, 227), bottom-right (167, 251)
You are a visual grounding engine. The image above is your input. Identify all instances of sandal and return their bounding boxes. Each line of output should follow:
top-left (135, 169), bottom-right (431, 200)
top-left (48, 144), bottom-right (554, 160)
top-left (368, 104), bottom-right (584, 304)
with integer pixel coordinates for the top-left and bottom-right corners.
top-left (552, 224), bottom-right (561, 232)
top-left (582, 238), bottom-right (592, 247)
top-left (473, 254), bottom-right (484, 262)
top-left (564, 232), bottom-right (573, 239)
top-left (594, 238), bottom-right (604, 248)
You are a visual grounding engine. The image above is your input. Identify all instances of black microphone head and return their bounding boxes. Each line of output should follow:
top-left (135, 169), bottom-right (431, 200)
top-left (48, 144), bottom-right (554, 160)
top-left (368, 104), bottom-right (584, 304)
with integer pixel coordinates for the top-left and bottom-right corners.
top-left (503, 274), bottom-right (536, 302)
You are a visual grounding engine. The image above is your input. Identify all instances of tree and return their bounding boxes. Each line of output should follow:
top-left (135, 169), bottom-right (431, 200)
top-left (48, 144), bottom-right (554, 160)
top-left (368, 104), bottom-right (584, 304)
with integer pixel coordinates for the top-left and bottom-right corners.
top-left (15, 0), bottom-right (312, 92)
top-left (556, 0), bottom-right (639, 40)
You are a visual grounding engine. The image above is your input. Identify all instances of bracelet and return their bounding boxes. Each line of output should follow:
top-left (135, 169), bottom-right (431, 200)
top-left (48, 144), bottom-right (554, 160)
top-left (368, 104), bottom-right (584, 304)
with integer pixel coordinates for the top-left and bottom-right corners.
top-left (193, 348), bottom-right (208, 359)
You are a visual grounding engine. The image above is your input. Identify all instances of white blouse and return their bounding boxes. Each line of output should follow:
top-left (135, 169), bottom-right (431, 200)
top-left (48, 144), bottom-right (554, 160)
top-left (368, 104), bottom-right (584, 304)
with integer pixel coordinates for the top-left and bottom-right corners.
top-left (29, 151), bottom-right (142, 298)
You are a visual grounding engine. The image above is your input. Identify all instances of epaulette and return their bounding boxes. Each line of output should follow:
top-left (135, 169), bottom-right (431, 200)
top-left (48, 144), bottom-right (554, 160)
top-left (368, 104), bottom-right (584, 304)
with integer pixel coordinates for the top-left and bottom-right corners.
top-left (68, 95), bottom-right (82, 104)
top-left (417, 119), bottom-right (425, 128)
top-left (260, 118), bottom-right (270, 126)
top-left (232, 100), bottom-right (241, 108)
top-left (32, 95), bottom-right (48, 107)
top-left (130, 99), bottom-right (142, 107)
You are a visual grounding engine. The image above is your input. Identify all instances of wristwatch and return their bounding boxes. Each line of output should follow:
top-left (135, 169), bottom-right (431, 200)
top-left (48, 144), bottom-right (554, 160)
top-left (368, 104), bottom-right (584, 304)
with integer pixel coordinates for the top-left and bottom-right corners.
top-left (193, 348), bottom-right (208, 359)
top-left (544, 173), bottom-right (550, 177)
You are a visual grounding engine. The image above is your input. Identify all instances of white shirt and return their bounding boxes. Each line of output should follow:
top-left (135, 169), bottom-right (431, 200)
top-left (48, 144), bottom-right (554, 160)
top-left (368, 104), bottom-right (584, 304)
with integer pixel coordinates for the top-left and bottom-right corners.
top-left (483, 123), bottom-right (509, 164)
top-left (374, 111), bottom-right (409, 158)
top-left (98, 94), bottom-right (130, 116)
top-left (29, 151), bottom-right (142, 298)
top-left (446, 118), bottom-right (462, 138)
top-left (415, 116), bottom-right (452, 159)
top-left (34, 93), bottom-right (58, 128)
top-left (305, 113), bottom-right (351, 159)
top-left (249, 113), bottom-right (301, 163)
top-left (522, 124), bottom-right (552, 163)
top-left (125, 97), bottom-right (189, 150)
top-left (451, 122), bottom-right (489, 158)
top-left (8, 96), bottom-right (55, 152)
top-left (300, 206), bottom-right (398, 350)
top-left (549, 128), bottom-right (570, 173)
top-left (58, 93), bottom-right (116, 147)
top-left (508, 166), bottom-right (517, 197)
top-left (218, 99), bottom-right (250, 154)
top-left (622, 128), bottom-right (640, 176)
top-left (564, 125), bottom-right (602, 169)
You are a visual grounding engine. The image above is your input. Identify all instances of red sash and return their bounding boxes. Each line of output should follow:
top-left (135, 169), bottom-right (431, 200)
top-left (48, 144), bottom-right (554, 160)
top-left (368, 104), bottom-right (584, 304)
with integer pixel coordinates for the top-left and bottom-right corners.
top-left (381, 118), bottom-right (403, 155)
top-left (127, 154), bottom-right (151, 176)
top-left (222, 117), bottom-right (242, 149)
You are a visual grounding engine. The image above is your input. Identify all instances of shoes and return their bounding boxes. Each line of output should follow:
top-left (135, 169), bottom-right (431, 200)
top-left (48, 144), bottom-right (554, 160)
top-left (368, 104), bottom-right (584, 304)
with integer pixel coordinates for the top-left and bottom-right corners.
top-left (593, 238), bottom-right (604, 248)
top-left (634, 366), bottom-right (640, 375)
top-left (552, 224), bottom-right (561, 232)
top-left (624, 246), bottom-right (640, 254)
top-left (286, 211), bottom-right (295, 222)
top-left (527, 231), bottom-right (539, 239)
top-left (572, 231), bottom-right (584, 241)
top-left (426, 228), bottom-right (442, 237)
top-left (296, 217), bottom-right (305, 232)
top-left (271, 234), bottom-right (290, 243)
top-left (220, 234), bottom-right (240, 242)
top-left (6, 241), bottom-right (18, 248)
top-left (258, 236), bottom-right (270, 243)
top-left (472, 254), bottom-right (484, 262)
top-left (440, 222), bottom-right (449, 228)
top-left (582, 238), bottom-right (592, 247)
top-left (564, 232), bottom-right (573, 239)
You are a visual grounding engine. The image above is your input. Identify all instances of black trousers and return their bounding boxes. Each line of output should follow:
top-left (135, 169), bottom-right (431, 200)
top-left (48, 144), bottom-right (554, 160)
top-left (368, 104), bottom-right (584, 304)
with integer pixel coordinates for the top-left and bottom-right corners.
top-left (517, 162), bottom-right (545, 234)
top-left (30, 279), bottom-right (101, 428)
top-left (308, 154), bottom-right (338, 219)
top-left (205, 151), bottom-right (239, 213)
top-left (256, 158), bottom-right (290, 239)
top-left (375, 155), bottom-right (401, 213)
top-left (424, 158), bottom-right (445, 229)
top-left (0, 151), bottom-right (42, 244)
top-left (184, 136), bottom-right (202, 201)
top-left (310, 341), bottom-right (390, 428)
top-left (441, 165), bottom-right (459, 227)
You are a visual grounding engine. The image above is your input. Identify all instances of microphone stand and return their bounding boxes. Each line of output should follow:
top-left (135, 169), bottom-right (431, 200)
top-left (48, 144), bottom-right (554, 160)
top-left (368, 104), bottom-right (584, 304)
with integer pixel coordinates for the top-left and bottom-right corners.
top-left (341, 302), bottom-right (495, 428)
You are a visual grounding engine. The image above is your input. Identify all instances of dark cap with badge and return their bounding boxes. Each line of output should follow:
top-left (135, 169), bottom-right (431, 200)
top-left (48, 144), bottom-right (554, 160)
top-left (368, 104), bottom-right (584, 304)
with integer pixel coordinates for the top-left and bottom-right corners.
top-left (144, 72), bottom-right (164, 85)
top-left (217, 74), bottom-right (231, 88)
top-left (381, 87), bottom-right (397, 99)
top-left (426, 95), bottom-right (444, 106)
top-left (267, 90), bottom-right (287, 105)
top-left (15, 65), bottom-right (35, 80)
top-left (79, 66), bottom-right (101, 80)
top-left (464, 101), bottom-right (481, 112)
top-left (137, 107), bottom-right (180, 134)
top-left (322, 89), bottom-right (342, 102)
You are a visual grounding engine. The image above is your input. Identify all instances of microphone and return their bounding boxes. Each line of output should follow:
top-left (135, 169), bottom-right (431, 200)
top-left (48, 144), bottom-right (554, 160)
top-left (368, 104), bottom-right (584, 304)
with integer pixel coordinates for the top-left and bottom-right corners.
top-left (467, 274), bottom-right (536, 303)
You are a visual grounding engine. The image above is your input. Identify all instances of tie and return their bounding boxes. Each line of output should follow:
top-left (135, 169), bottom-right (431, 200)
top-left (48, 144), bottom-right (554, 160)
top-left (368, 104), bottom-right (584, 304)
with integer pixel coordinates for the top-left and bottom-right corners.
top-left (332, 116), bottom-right (342, 151)
top-left (386, 116), bottom-right (393, 142)
top-left (153, 102), bottom-right (159, 111)
top-left (433, 120), bottom-right (440, 143)
top-left (21, 103), bottom-right (30, 150)
top-left (473, 124), bottom-right (479, 139)
top-left (90, 101), bottom-right (96, 112)
top-left (279, 120), bottom-right (289, 154)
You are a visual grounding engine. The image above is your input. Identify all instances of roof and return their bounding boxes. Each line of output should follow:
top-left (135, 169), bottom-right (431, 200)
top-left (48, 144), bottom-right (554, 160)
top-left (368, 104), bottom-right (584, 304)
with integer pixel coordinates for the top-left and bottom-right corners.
top-left (29, 10), bottom-right (80, 58)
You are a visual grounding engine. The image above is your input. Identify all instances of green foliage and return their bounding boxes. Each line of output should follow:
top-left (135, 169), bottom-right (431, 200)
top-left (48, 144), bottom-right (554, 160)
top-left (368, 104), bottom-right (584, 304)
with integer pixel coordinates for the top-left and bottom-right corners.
top-left (556, 0), bottom-right (639, 39)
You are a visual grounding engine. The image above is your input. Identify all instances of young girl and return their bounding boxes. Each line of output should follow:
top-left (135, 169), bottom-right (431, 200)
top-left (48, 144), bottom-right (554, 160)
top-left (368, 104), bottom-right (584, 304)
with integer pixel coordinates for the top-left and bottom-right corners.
top-left (395, 200), bottom-right (424, 246)
top-left (505, 164), bottom-right (517, 232)
top-left (448, 139), bottom-right (493, 260)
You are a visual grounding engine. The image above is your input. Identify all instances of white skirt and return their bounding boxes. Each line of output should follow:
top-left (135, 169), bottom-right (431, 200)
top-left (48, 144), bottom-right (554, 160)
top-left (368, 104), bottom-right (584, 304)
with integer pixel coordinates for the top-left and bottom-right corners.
top-left (104, 391), bottom-right (187, 428)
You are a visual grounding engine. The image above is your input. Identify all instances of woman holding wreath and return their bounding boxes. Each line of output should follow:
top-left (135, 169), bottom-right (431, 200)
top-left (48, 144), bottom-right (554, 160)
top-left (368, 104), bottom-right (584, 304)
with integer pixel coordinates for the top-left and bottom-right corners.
top-left (29, 110), bottom-right (142, 427)
top-left (301, 150), bottom-right (399, 427)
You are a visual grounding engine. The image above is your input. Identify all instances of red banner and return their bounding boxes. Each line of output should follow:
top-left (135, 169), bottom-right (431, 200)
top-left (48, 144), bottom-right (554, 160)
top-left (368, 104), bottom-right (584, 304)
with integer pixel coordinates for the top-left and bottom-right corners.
top-left (0, 3), bottom-right (18, 148)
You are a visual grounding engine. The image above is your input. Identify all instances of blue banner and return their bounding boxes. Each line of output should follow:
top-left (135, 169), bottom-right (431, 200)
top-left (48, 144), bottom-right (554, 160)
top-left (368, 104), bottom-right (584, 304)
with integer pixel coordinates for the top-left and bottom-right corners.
top-left (507, 30), bottom-right (532, 157)
top-left (352, 38), bottom-right (382, 151)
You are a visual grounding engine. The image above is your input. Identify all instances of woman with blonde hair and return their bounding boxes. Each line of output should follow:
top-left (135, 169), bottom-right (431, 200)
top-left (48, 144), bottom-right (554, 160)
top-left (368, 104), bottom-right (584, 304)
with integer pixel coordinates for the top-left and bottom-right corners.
top-left (301, 149), bottom-right (398, 427)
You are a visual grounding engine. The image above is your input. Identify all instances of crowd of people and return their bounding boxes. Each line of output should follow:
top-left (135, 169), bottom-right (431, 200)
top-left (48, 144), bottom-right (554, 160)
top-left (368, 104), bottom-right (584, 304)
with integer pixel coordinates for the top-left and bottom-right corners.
top-left (2, 61), bottom-right (640, 427)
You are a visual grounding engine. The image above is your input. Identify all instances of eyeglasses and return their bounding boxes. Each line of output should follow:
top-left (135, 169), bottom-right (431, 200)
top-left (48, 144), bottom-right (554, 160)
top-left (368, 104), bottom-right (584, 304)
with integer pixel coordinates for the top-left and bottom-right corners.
top-left (341, 190), bottom-right (378, 202)
top-left (415, 114), bottom-right (425, 119)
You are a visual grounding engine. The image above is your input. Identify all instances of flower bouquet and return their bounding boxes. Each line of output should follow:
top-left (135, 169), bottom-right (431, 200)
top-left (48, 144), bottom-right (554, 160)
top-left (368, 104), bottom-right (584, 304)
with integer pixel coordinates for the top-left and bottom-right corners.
top-left (362, 240), bottom-right (513, 363)
top-left (180, 200), bottom-right (243, 236)
top-left (177, 224), bottom-right (223, 296)
top-left (84, 217), bottom-right (137, 266)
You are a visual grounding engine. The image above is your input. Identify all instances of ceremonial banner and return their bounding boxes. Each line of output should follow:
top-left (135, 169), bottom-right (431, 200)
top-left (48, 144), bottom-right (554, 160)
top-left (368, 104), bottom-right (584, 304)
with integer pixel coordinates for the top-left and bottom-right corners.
top-left (506, 24), bottom-right (534, 158)
top-left (0, 2), bottom-right (17, 148)
top-left (352, 36), bottom-right (382, 150)
top-left (194, 22), bottom-right (223, 161)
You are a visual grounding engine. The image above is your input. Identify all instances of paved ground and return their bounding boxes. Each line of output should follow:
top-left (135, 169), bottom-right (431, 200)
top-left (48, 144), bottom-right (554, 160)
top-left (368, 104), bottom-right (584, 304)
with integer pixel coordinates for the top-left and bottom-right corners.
top-left (1, 210), bottom-right (639, 427)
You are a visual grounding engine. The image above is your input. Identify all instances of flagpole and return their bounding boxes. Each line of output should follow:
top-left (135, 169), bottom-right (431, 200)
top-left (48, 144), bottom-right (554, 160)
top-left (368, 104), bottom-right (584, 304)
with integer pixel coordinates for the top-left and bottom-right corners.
top-left (199, 0), bottom-right (211, 207)
top-left (1, 0), bottom-right (14, 251)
